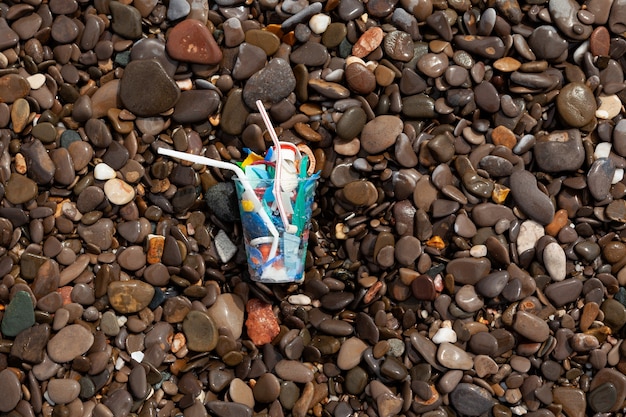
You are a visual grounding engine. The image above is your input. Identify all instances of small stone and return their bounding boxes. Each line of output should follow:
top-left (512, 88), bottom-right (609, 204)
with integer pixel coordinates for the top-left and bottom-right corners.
top-left (0, 368), bottom-right (21, 412)
top-left (449, 383), bottom-right (495, 416)
top-left (107, 280), bottom-right (155, 314)
top-left (275, 360), bottom-right (315, 385)
top-left (183, 310), bottom-right (218, 352)
top-left (207, 293), bottom-right (245, 339)
top-left (47, 324), bottom-right (94, 363)
top-left (214, 229), bottom-right (237, 263)
top-left (337, 337), bottom-right (368, 370)
top-left (47, 379), bottom-right (81, 404)
top-left (1, 291), bottom-right (35, 337)
top-left (104, 178), bottom-right (135, 205)
top-left (432, 327), bottom-right (457, 344)
top-left (245, 298), bottom-right (280, 346)
top-left (437, 342), bottom-right (473, 370)
top-left (94, 163), bottom-right (116, 180)
top-left (543, 242), bottom-right (566, 281)
top-left (512, 311), bottom-right (550, 342)
top-left (166, 19), bottom-right (222, 64)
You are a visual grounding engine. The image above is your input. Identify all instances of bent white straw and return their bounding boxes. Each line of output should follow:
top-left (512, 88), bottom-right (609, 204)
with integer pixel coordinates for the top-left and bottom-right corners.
top-left (256, 100), bottom-right (298, 234)
top-left (157, 147), bottom-right (280, 260)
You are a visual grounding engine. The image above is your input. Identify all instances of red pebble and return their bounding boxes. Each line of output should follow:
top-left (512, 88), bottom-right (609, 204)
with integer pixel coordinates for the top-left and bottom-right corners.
top-left (245, 298), bottom-right (280, 346)
top-left (166, 19), bottom-right (223, 65)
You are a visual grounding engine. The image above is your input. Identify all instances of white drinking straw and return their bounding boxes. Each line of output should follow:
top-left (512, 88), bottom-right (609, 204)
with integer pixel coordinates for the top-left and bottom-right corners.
top-left (256, 100), bottom-right (298, 234)
top-left (157, 147), bottom-right (280, 260)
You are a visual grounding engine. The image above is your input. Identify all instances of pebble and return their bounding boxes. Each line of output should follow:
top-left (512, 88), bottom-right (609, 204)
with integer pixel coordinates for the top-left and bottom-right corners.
top-left (166, 19), bottom-right (222, 64)
top-left (183, 310), bottom-right (218, 352)
top-left (543, 242), bottom-right (566, 281)
top-left (337, 337), bottom-right (368, 370)
top-left (47, 379), bottom-right (81, 404)
top-left (119, 60), bottom-right (180, 117)
top-left (107, 280), bottom-right (155, 314)
top-left (437, 342), bottom-right (473, 370)
top-left (207, 294), bottom-right (245, 339)
top-left (510, 170), bottom-right (555, 225)
top-left (1, 291), bottom-right (35, 337)
top-left (512, 311), bottom-right (550, 342)
top-left (0, 369), bottom-right (21, 412)
top-left (47, 324), bottom-right (94, 363)
top-left (360, 115), bottom-right (403, 154)
top-left (245, 298), bottom-right (280, 345)
top-left (449, 383), bottom-right (495, 416)
top-left (274, 360), bottom-right (314, 383)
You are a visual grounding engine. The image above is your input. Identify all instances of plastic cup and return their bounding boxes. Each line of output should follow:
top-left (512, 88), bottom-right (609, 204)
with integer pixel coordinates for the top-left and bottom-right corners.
top-left (233, 175), bottom-right (318, 283)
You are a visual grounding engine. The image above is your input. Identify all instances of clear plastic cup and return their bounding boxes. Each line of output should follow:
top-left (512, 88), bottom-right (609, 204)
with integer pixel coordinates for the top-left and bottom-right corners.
top-left (233, 176), bottom-right (318, 283)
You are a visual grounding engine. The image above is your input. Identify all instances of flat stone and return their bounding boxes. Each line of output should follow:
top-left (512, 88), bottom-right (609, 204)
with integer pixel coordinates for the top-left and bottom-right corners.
top-left (0, 368), bottom-right (21, 412)
top-left (446, 257), bottom-right (491, 285)
top-left (437, 342), bottom-right (473, 370)
top-left (183, 310), bottom-right (218, 352)
top-left (207, 293), bottom-right (245, 339)
top-left (534, 130), bottom-right (585, 172)
top-left (119, 60), bottom-right (180, 117)
top-left (47, 324), bottom-right (94, 363)
top-left (1, 291), bottom-right (35, 337)
top-left (512, 311), bottom-right (550, 342)
top-left (4, 173), bottom-right (39, 204)
top-left (552, 387), bottom-right (586, 417)
top-left (543, 242), bottom-right (566, 281)
top-left (449, 383), bottom-right (496, 416)
top-left (360, 115), bottom-right (403, 154)
top-left (275, 360), bottom-right (314, 383)
top-left (47, 379), bottom-right (81, 404)
top-left (510, 170), bottom-right (554, 225)
top-left (107, 280), bottom-right (155, 314)
top-left (544, 278), bottom-right (583, 307)
top-left (337, 337), bottom-right (368, 370)
top-left (10, 323), bottom-right (50, 363)
top-left (242, 58), bottom-right (296, 108)
top-left (589, 368), bottom-right (626, 412)
top-left (109, 1), bottom-right (142, 39)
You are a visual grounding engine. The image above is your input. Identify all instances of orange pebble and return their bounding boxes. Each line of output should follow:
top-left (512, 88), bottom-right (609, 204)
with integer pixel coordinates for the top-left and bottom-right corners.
top-left (146, 234), bottom-right (165, 264)
top-left (352, 27), bottom-right (384, 58)
top-left (245, 299), bottom-right (280, 346)
top-left (491, 125), bottom-right (517, 149)
top-left (426, 236), bottom-right (445, 249)
top-left (545, 209), bottom-right (569, 236)
top-left (57, 286), bottom-right (73, 305)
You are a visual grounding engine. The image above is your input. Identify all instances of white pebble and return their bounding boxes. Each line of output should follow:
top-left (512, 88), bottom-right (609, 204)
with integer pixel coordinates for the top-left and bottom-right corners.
top-left (27, 73), bottom-right (46, 90)
top-left (214, 229), bottom-right (237, 263)
top-left (115, 356), bottom-right (125, 370)
top-left (104, 178), bottom-right (135, 205)
top-left (131, 351), bottom-right (144, 363)
top-left (94, 163), bottom-right (116, 180)
top-left (572, 40), bottom-right (589, 65)
top-left (595, 95), bottom-right (622, 120)
top-left (324, 69), bottom-right (344, 82)
top-left (613, 168), bottom-right (624, 184)
top-left (544, 241), bottom-right (566, 282)
top-left (594, 142), bottom-right (612, 160)
top-left (470, 244), bottom-right (487, 257)
top-left (288, 294), bottom-right (312, 305)
top-left (309, 13), bottom-right (331, 34)
top-left (516, 220), bottom-right (544, 255)
top-left (432, 327), bottom-right (457, 344)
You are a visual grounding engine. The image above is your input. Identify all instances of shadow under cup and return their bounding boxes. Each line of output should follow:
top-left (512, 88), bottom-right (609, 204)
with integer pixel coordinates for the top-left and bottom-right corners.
top-left (233, 176), bottom-right (318, 283)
